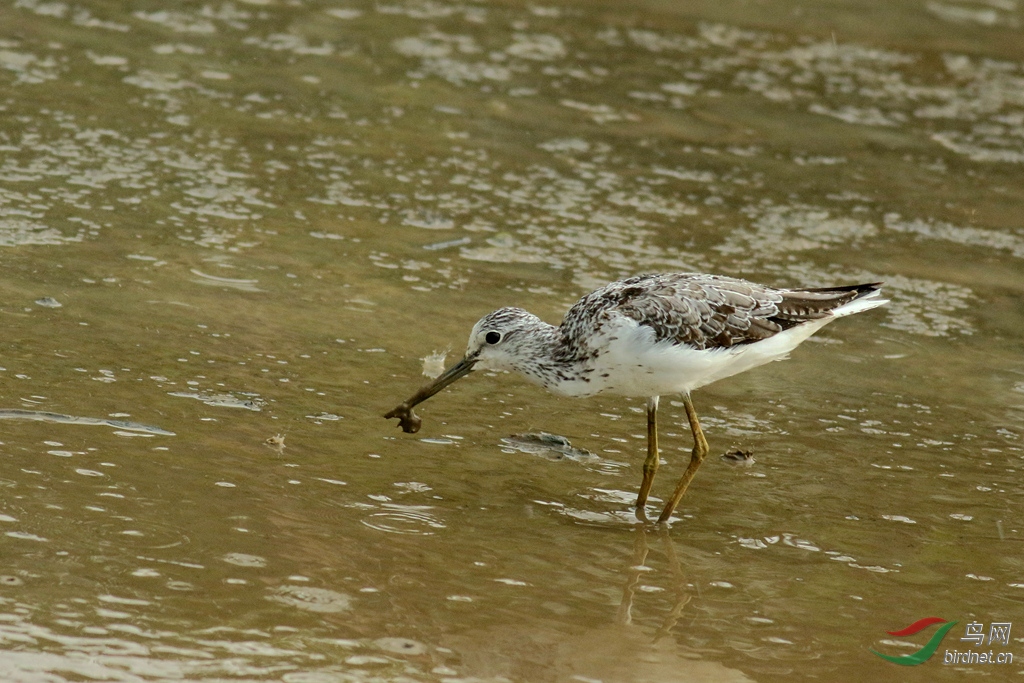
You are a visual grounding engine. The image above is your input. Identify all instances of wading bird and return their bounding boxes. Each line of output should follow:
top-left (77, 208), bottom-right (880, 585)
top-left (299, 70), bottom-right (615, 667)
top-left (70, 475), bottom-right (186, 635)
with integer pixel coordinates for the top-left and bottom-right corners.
top-left (385, 272), bottom-right (887, 523)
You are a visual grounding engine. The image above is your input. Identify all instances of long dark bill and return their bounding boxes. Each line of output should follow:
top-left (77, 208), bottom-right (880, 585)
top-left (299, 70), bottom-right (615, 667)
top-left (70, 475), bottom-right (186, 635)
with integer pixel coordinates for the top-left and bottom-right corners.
top-left (383, 356), bottom-right (478, 433)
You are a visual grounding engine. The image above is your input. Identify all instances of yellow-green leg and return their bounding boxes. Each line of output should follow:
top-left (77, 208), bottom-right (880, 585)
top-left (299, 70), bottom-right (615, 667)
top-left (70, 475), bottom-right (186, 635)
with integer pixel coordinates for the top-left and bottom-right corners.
top-left (657, 394), bottom-right (709, 523)
top-left (635, 396), bottom-right (660, 510)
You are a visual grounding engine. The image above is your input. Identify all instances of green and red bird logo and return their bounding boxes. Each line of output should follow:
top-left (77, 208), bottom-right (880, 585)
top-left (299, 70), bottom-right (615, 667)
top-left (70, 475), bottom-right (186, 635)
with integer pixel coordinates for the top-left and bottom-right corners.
top-left (871, 617), bottom-right (958, 666)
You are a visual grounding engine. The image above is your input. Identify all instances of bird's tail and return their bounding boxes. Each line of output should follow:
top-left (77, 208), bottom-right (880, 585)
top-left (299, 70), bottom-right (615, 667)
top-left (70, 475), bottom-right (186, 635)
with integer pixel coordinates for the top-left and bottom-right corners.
top-left (781, 282), bottom-right (888, 319)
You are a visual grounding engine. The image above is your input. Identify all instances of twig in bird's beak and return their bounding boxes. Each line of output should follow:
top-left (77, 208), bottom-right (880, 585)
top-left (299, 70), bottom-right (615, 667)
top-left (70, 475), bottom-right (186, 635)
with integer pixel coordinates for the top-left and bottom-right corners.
top-left (384, 356), bottom-right (478, 433)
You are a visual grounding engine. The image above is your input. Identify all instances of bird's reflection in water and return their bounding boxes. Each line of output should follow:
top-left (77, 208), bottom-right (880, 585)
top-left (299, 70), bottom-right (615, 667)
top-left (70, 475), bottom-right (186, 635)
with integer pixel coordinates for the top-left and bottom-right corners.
top-left (616, 522), bottom-right (692, 641)
top-left (441, 519), bottom-right (754, 682)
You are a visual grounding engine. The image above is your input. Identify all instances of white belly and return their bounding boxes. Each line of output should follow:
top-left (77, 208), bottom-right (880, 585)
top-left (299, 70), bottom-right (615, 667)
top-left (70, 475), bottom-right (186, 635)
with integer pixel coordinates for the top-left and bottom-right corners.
top-left (556, 315), bottom-right (835, 399)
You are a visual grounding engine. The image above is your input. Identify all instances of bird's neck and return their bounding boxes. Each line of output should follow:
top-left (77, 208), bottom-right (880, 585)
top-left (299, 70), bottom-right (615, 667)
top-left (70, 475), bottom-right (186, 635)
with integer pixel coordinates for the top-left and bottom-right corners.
top-left (508, 324), bottom-right (589, 393)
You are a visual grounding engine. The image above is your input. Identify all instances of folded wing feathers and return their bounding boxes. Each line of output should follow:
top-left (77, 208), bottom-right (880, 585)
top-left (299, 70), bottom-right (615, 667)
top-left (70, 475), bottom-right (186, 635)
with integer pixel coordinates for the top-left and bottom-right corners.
top-left (610, 276), bottom-right (882, 351)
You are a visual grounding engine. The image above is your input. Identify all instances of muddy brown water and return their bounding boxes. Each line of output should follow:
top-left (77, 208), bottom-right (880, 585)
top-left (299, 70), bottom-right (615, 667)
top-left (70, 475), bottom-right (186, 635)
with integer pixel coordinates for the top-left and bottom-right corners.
top-left (1, 1), bottom-right (1023, 681)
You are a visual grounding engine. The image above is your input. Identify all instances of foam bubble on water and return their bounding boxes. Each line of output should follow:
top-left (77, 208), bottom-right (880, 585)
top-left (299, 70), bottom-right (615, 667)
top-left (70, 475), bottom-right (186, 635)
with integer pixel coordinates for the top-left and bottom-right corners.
top-left (222, 553), bottom-right (266, 568)
top-left (268, 585), bottom-right (352, 613)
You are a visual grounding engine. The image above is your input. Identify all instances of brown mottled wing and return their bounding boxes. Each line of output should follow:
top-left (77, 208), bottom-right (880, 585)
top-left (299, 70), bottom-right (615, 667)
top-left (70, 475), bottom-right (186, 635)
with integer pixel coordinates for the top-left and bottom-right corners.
top-left (598, 274), bottom-right (878, 350)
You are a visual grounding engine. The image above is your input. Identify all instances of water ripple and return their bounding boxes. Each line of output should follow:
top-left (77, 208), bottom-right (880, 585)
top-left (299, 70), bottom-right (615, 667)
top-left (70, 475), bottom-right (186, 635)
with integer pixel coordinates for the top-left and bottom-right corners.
top-left (360, 504), bottom-right (447, 535)
top-left (0, 409), bottom-right (175, 435)
top-left (267, 585), bottom-right (352, 613)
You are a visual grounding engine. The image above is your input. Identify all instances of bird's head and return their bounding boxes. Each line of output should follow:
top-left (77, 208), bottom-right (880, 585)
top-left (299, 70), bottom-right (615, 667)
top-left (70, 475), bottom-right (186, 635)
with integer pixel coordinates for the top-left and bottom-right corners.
top-left (383, 307), bottom-right (548, 432)
top-left (463, 307), bottom-right (545, 372)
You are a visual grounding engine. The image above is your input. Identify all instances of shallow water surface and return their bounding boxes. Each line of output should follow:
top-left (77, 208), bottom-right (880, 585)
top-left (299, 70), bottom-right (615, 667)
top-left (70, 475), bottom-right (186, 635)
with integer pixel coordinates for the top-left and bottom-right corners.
top-left (1, 0), bottom-right (1023, 681)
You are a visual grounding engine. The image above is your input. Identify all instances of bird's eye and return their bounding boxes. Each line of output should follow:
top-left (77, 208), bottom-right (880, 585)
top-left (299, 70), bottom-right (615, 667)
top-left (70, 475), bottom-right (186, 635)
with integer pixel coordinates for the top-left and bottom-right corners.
top-left (485, 331), bottom-right (501, 345)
